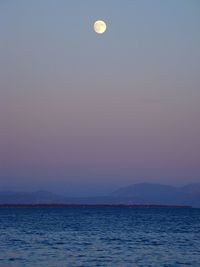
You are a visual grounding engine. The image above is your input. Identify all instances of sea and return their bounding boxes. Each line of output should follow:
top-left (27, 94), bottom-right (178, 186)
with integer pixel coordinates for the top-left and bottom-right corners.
top-left (0, 207), bottom-right (200, 267)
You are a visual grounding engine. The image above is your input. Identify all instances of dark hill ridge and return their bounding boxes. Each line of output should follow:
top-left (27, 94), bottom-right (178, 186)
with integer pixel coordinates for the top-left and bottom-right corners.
top-left (181, 183), bottom-right (200, 194)
top-left (0, 191), bottom-right (66, 204)
top-left (0, 183), bottom-right (200, 207)
top-left (111, 183), bottom-right (200, 207)
top-left (112, 183), bottom-right (181, 200)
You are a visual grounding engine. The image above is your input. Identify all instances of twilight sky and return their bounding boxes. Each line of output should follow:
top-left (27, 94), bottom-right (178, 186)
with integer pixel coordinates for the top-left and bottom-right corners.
top-left (0, 0), bottom-right (200, 196)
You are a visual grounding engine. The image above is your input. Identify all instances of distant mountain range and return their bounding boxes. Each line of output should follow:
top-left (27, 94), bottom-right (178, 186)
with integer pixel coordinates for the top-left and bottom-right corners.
top-left (0, 183), bottom-right (200, 207)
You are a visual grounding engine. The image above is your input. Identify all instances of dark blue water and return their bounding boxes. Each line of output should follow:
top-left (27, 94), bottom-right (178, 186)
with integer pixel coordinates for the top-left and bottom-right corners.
top-left (0, 208), bottom-right (200, 267)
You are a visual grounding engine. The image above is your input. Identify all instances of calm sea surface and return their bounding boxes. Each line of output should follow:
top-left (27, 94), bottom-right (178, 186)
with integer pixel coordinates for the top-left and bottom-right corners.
top-left (0, 207), bottom-right (200, 267)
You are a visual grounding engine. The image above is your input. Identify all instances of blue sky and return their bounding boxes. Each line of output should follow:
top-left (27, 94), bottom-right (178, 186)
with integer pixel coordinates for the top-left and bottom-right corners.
top-left (0, 0), bottom-right (200, 196)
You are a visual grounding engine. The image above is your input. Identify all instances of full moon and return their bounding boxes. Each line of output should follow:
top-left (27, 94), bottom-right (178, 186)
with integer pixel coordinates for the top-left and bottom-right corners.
top-left (94, 20), bottom-right (107, 34)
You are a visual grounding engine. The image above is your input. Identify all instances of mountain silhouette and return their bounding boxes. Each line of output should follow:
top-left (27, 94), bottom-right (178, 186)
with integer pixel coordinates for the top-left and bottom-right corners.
top-left (111, 183), bottom-right (200, 207)
top-left (0, 183), bottom-right (200, 207)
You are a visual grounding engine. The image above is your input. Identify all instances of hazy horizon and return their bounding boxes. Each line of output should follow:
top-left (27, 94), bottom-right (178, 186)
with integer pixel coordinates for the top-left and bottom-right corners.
top-left (1, 180), bottom-right (200, 198)
top-left (0, 0), bottom-right (200, 196)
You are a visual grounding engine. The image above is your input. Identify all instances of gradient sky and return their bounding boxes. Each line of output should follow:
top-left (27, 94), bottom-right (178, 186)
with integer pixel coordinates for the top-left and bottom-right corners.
top-left (0, 0), bottom-right (200, 196)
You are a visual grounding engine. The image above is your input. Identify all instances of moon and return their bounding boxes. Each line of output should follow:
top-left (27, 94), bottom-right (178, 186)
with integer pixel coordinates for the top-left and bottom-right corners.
top-left (94, 20), bottom-right (107, 34)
